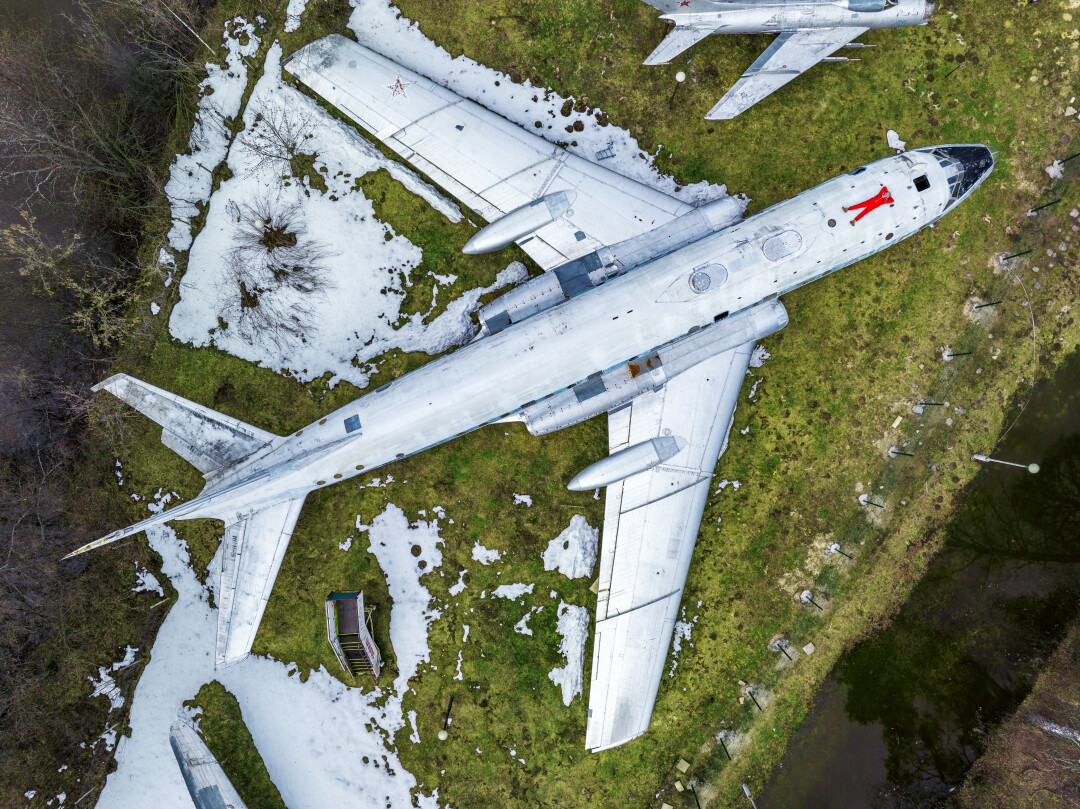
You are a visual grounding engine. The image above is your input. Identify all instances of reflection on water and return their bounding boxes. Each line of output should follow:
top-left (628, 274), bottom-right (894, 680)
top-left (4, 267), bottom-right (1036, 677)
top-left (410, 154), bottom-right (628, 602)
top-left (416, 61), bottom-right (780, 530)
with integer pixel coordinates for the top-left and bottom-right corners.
top-left (761, 348), bottom-right (1080, 808)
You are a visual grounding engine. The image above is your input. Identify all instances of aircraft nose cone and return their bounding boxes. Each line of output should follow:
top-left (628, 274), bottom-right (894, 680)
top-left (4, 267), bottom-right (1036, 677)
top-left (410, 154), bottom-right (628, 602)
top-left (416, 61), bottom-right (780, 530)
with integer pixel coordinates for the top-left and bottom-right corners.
top-left (935, 144), bottom-right (995, 205)
top-left (923, 0), bottom-right (936, 22)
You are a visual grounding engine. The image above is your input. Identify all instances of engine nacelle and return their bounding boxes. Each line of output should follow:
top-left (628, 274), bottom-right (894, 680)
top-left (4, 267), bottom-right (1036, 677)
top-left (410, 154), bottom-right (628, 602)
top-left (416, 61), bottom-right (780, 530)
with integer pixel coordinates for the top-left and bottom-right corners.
top-left (463, 191), bottom-right (575, 255)
top-left (513, 299), bottom-right (787, 436)
top-left (477, 195), bottom-right (744, 336)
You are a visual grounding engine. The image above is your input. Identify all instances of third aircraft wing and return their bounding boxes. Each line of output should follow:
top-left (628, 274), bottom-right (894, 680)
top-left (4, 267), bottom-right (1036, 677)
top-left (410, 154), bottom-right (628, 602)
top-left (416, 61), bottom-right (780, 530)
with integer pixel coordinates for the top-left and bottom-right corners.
top-left (706, 26), bottom-right (869, 120)
top-left (284, 35), bottom-right (696, 270)
top-left (585, 341), bottom-right (753, 751)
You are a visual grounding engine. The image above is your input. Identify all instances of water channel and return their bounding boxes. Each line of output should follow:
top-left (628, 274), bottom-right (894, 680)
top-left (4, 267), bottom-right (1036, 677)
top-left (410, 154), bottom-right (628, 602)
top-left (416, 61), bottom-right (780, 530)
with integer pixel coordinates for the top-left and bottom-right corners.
top-left (759, 347), bottom-right (1080, 807)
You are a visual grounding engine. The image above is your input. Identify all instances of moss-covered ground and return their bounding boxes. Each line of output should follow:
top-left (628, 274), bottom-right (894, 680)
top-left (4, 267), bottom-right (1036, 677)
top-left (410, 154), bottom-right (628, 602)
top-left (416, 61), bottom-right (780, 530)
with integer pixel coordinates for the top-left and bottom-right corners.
top-left (24, 0), bottom-right (1080, 806)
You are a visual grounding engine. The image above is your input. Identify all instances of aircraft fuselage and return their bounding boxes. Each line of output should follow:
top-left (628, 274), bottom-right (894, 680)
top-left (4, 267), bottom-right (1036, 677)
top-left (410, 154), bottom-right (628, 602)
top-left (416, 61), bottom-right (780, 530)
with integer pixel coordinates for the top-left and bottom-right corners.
top-left (664, 0), bottom-right (933, 33)
top-left (180, 146), bottom-right (991, 525)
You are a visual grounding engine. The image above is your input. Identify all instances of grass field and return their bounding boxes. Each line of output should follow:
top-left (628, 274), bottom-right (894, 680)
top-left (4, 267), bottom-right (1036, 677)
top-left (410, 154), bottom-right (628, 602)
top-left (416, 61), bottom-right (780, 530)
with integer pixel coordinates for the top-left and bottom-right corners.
top-left (33, 0), bottom-right (1080, 806)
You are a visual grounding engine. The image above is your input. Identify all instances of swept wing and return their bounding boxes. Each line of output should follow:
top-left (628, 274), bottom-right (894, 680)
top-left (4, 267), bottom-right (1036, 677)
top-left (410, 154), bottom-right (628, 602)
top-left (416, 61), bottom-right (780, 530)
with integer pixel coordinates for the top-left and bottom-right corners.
top-left (283, 35), bottom-right (695, 270)
top-left (707, 27), bottom-right (868, 119)
top-left (586, 341), bottom-right (753, 751)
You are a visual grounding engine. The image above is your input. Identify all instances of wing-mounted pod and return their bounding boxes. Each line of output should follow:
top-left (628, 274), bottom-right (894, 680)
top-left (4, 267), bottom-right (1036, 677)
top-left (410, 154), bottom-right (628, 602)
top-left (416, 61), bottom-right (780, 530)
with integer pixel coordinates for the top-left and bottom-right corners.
top-left (568, 435), bottom-right (686, 490)
top-left (476, 196), bottom-right (743, 336)
top-left (463, 191), bottom-right (576, 255)
top-left (509, 299), bottom-right (787, 435)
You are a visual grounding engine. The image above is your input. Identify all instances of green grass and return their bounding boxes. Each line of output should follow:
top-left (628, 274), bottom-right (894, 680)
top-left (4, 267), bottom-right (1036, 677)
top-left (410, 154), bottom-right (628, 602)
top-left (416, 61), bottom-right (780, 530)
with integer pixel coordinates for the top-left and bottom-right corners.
top-left (31, 0), bottom-right (1080, 807)
top-left (186, 681), bottom-right (288, 809)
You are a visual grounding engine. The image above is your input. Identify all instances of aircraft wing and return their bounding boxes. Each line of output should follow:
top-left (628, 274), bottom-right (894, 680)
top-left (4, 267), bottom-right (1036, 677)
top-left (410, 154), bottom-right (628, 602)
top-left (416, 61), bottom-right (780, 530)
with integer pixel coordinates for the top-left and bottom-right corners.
top-left (284, 35), bottom-right (695, 270)
top-left (585, 341), bottom-right (753, 751)
top-left (215, 497), bottom-right (307, 666)
top-left (706, 27), bottom-right (869, 119)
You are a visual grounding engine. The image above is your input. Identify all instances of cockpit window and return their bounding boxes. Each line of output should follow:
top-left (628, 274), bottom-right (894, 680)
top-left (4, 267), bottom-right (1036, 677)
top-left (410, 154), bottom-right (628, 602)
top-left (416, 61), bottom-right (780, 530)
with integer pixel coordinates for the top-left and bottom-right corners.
top-left (914, 174), bottom-right (930, 192)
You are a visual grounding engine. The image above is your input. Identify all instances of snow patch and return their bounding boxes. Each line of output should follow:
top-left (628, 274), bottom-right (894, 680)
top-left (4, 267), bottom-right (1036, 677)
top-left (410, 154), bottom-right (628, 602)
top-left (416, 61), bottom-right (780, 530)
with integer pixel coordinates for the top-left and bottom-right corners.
top-left (164, 19), bottom-right (259, 250)
top-left (471, 542), bottom-right (502, 565)
top-left (541, 515), bottom-right (598, 579)
top-left (513, 606), bottom-right (543, 636)
top-left (88, 646), bottom-right (139, 712)
top-left (513, 493), bottom-right (533, 507)
top-left (491, 583), bottom-right (534, 601)
top-left (547, 602), bottom-right (590, 706)
top-left (131, 563), bottom-right (164, 597)
top-left (748, 344), bottom-right (771, 368)
top-left (448, 569), bottom-right (467, 596)
top-left (886, 129), bottom-right (907, 152)
top-left (284, 0), bottom-right (310, 32)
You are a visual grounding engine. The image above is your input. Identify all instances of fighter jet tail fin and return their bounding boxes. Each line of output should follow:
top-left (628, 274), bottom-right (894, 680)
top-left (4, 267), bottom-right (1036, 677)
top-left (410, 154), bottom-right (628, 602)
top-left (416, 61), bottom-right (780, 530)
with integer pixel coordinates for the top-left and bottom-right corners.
top-left (93, 374), bottom-right (279, 477)
top-left (643, 22), bottom-right (718, 65)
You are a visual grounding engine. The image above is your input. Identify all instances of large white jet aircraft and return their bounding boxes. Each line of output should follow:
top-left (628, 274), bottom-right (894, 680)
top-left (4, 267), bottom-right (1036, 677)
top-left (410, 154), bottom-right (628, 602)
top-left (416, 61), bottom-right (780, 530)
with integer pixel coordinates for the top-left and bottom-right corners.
top-left (641, 0), bottom-right (935, 119)
top-left (66, 35), bottom-right (993, 752)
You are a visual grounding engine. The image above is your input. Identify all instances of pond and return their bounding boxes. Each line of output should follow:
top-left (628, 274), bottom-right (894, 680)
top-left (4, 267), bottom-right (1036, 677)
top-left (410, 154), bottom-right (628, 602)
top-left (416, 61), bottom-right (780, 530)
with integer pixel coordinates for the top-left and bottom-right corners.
top-left (759, 347), bottom-right (1080, 807)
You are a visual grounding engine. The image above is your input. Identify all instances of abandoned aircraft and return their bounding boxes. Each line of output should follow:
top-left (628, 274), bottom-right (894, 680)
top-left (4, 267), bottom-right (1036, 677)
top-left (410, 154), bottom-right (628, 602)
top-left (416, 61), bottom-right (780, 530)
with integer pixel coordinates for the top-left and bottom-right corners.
top-left (640, 0), bottom-right (935, 119)
top-left (65, 34), bottom-right (993, 752)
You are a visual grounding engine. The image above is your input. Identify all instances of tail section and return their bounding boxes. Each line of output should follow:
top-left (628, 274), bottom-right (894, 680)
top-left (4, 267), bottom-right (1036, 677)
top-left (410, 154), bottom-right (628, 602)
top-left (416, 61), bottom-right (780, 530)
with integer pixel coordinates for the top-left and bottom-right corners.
top-left (93, 374), bottom-right (278, 478)
top-left (644, 22), bottom-right (719, 65)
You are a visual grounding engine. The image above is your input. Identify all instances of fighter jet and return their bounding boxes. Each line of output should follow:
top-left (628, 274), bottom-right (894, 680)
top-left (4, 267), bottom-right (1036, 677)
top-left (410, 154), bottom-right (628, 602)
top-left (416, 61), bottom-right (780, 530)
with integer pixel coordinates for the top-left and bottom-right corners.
top-left (65, 34), bottom-right (993, 752)
top-left (641, 0), bottom-right (935, 119)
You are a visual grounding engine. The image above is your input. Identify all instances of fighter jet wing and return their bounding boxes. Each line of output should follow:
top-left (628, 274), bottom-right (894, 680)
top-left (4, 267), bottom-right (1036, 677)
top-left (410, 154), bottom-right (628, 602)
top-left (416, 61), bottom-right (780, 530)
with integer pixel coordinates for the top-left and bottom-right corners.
top-left (585, 341), bottom-right (753, 751)
top-left (706, 26), bottom-right (869, 119)
top-left (215, 497), bottom-right (307, 666)
top-left (284, 35), bottom-right (695, 270)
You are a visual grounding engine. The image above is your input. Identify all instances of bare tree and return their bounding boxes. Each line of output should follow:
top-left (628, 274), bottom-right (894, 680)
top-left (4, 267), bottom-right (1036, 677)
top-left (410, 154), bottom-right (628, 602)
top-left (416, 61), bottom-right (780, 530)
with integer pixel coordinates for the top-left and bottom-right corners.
top-left (218, 192), bottom-right (333, 350)
top-left (239, 103), bottom-right (316, 176)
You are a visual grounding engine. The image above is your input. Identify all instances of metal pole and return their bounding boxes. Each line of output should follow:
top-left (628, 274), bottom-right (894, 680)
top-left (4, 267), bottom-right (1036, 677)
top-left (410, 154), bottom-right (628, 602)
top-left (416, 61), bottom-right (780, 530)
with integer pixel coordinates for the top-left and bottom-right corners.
top-left (1062, 151), bottom-right (1080, 164)
top-left (889, 448), bottom-right (915, 458)
top-left (918, 401), bottom-right (945, 407)
top-left (942, 61), bottom-right (965, 80)
top-left (1001, 249), bottom-right (1032, 261)
top-left (667, 71), bottom-right (687, 109)
top-left (1028, 198), bottom-right (1063, 215)
top-left (689, 783), bottom-right (703, 809)
top-left (718, 735), bottom-right (733, 761)
top-left (863, 500), bottom-right (885, 509)
top-left (972, 454), bottom-right (1040, 473)
top-left (945, 351), bottom-right (973, 358)
top-left (974, 300), bottom-right (1003, 310)
top-left (443, 695), bottom-right (454, 729)
top-left (747, 688), bottom-right (763, 711)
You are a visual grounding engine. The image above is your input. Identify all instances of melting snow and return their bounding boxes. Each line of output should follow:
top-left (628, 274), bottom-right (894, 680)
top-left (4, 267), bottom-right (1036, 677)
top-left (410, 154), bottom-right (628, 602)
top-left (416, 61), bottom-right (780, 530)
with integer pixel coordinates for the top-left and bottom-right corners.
top-left (94, 503), bottom-right (445, 808)
top-left (513, 606), bottom-right (543, 636)
top-left (491, 583), bottom-right (535, 601)
top-left (541, 515), bottom-right (598, 579)
top-left (471, 542), bottom-right (502, 565)
top-left (512, 493), bottom-right (533, 507)
top-left (131, 563), bottom-right (164, 597)
top-left (448, 569), bottom-right (467, 596)
top-left (668, 620), bottom-right (693, 677)
top-left (164, 20), bottom-right (259, 250)
top-left (886, 129), bottom-right (907, 152)
top-left (284, 0), bottom-right (310, 32)
top-left (748, 345), bottom-right (771, 368)
top-left (88, 646), bottom-right (139, 712)
top-left (547, 602), bottom-right (590, 706)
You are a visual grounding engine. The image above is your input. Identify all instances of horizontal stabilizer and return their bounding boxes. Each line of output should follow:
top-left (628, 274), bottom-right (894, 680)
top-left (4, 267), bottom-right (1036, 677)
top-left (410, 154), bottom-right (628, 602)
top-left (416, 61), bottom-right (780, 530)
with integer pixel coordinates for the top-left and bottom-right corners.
top-left (94, 374), bottom-right (278, 476)
top-left (216, 497), bottom-right (307, 666)
top-left (644, 23), bottom-right (718, 65)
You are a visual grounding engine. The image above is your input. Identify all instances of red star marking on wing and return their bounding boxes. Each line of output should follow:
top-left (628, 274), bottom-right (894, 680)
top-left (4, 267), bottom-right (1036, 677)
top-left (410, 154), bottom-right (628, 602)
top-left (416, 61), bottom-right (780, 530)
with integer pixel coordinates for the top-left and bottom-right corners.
top-left (387, 76), bottom-right (415, 99)
top-left (679, 1), bottom-right (691, 6)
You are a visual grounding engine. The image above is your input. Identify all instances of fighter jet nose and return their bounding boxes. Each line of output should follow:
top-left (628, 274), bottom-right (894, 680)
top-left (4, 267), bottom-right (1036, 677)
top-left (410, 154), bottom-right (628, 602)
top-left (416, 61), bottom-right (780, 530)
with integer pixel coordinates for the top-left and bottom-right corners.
top-left (923, 0), bottom-right (936, 22)
top-left (928, 144), bottom-right (995, 209)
